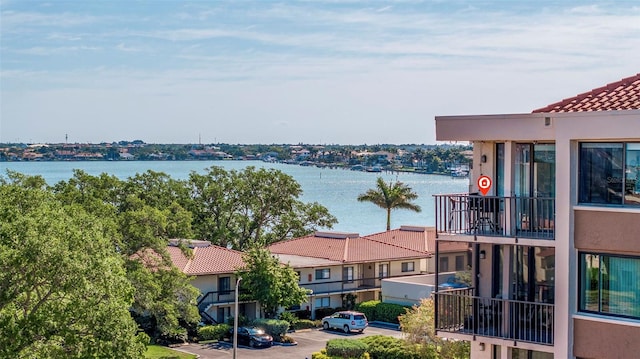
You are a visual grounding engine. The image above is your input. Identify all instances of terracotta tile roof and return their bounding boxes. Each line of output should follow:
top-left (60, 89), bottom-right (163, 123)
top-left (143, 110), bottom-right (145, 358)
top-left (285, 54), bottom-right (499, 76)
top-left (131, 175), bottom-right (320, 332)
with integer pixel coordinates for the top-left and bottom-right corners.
top-left (532, 73), bottom-right (640, 113)
top-left (167, 244), bottom-right (246, 276)
top-left (267, 230), bottom-right (429, 264)
top-left (365, 226), bottom-right (469, 254)
top-left (364, 225), bottom-right (436, 252)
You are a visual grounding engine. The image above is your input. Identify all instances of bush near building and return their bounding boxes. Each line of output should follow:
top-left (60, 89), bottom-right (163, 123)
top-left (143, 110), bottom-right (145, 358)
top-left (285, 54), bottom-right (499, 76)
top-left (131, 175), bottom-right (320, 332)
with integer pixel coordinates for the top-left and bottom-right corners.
top-left (354, 300), bottom-right (408, 324)
top-left (197, 324), bottom-right (230, 341)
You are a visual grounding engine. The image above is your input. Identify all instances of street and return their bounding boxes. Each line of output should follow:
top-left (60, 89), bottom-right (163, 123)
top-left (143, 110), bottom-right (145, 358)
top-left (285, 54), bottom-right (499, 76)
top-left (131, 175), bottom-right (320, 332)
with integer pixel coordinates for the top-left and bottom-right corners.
top-left (175, 324), bottom-right (403, 359)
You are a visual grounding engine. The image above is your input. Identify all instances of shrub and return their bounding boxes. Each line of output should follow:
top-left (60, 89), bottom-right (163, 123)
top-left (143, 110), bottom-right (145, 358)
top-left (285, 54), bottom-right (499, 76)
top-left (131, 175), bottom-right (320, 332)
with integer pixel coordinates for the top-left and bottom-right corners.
top-left (326, 338), bottom-right (369, 359)
top-left (375, 302), bottom-right (407, 324)
top-left (296, 309), bottom-right (312, 320)
top-left (252, 318), bottom-right (290, 341)
top-left (279, 311), bottom-right (299, 329)
top-left (226, 314), bottom-right (250, 327)
top-left (315, 307), bottom-right (343, 319)
top-left (312, 349), bottom-right (330, 359)
top-left (354, 300), bottom-right (408, 324)
top-left (354, 301), bottom-right (378, 322)
top-left (360, 335), bottom-right (420, 359)
top-left (294, 319), bottom-right (319, 330)
top-left (197, 324), bottom-right (231, 341)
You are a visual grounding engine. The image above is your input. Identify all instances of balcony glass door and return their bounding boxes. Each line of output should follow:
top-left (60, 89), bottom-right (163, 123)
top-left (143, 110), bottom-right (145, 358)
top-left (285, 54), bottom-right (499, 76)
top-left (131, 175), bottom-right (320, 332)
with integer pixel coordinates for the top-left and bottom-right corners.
top-left (515, 144), bottom-right (555, 235)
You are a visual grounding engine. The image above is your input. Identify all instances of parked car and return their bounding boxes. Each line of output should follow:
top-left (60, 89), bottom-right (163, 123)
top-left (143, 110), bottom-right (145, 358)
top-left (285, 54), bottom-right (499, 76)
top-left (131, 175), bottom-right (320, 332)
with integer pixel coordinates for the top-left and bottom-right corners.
top-left (229, 326), bottom-right (273, 348)
top-left (322, 311), bottom-right (368, 333)
top-left (438, 276), bottom-right (469, 290)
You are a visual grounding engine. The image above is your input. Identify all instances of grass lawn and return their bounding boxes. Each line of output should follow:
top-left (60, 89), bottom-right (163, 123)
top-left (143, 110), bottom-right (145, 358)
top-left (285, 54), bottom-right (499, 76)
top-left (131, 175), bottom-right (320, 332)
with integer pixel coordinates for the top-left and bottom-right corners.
top-left (144, 344), bottom-right (196, 359)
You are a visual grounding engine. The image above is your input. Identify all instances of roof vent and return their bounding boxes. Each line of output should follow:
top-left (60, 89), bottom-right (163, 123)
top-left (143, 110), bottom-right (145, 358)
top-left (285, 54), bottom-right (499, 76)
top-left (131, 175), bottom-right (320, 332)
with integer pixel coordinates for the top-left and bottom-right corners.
top-left (314, 231), bottom-right (359, 239)
top-left (400, 225), bottom-right (430, 232)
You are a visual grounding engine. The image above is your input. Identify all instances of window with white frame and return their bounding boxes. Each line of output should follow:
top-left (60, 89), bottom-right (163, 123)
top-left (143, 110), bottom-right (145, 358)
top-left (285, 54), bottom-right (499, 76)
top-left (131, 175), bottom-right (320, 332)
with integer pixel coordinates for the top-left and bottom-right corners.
top-left (379, 263), bottom-right (389, 278)
top-left (315, 297), bottom-right (330, 308)
top-left (579, 252), bottom-right (640, 319)
top-left (401, 261), bottom-right (415, 272)
top-left (315, 268), bottom-right (330, 280)
top-left (343, 266), bottom-right (354, 283)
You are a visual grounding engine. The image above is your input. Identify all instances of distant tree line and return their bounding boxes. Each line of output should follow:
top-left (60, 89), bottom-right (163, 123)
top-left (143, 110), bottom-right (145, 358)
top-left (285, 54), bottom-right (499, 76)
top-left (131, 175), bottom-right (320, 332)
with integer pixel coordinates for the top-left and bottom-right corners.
top-left (0, 142), bottom-right (471, 174)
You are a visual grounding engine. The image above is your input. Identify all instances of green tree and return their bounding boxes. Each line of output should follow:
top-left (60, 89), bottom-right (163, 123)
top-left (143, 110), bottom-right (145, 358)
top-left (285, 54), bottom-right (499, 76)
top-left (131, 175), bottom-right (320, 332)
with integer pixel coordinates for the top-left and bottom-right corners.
top-left (238, 248), bottom-right (309, 318)
top-left (0, 180), bottom-right (148, 358)
top-left (399, 298), bottom-right (470, 359)
top-left (357, 177), bottom-right (421, 230)
top-left (187, 166), bottom-right (336, 250)
top-left (51, 170), bottom-right (200, 342)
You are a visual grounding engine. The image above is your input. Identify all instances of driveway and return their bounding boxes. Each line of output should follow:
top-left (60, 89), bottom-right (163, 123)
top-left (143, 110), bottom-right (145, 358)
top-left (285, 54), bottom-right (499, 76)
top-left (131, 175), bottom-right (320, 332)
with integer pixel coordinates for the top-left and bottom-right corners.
top-left (175, 323), bottom-right (403, 359)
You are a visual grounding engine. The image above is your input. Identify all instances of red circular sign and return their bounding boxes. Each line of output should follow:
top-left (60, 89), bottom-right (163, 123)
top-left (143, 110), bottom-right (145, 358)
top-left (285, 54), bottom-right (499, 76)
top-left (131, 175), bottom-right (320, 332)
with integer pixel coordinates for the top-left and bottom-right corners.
top-left (477, 175), bottom-right (492, 195)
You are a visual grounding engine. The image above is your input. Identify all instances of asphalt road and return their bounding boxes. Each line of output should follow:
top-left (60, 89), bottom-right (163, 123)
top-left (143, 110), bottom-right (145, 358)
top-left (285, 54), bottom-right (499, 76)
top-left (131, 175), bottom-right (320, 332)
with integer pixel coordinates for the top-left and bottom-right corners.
top-left (175, 324), bottom-right (403, 359)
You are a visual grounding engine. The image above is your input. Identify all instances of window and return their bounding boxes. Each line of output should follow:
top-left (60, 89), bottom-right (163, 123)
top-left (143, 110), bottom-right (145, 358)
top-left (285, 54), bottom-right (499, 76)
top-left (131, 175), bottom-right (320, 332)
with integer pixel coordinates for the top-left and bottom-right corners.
top-left (579, 252), bottom-right (640, 319)
top-left (315, 268), bottom-right (330, 280)
top-left (579, 142), bottom-right (640, 206)
top-left (455, 255), bottom-right (465, 271)
top-left (218, 276), bottom-right (231, 295)
top-left (401, 262), bottom-right (415, 272)
top-left (296, 271), bottom-right (301, 282)
top-left (315, 297), bottom-right (330, 308)
top-left (343, 267), bottom-right (354, 283)
top-left (379, 263), bottom-right (389, 278)
top-left (439, 257), bottom-right (449, 272)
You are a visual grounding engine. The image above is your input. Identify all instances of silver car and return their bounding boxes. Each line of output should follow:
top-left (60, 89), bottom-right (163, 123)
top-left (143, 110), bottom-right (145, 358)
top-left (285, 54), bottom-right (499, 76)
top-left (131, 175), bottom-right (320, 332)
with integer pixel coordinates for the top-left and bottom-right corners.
top-left (322, 311), bottom-right (368, 333)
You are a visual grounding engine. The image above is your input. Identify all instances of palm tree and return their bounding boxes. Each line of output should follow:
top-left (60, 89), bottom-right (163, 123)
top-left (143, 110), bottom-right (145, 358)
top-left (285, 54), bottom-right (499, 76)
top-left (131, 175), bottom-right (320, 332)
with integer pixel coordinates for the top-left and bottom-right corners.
top-left (357, 177), bottom-right (422, 230)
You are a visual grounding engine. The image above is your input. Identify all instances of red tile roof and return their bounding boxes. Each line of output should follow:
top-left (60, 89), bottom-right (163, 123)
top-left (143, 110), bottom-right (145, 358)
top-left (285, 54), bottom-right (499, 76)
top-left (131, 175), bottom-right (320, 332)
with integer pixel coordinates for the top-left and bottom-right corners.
top-left (365, 226), bottom-right (468, 253)
top-left (533, 73), bottom-right (640, 113)
top-left (267, 230), bottom-right (430, 264)
top-left (167, 244), bottom-right (246, 275)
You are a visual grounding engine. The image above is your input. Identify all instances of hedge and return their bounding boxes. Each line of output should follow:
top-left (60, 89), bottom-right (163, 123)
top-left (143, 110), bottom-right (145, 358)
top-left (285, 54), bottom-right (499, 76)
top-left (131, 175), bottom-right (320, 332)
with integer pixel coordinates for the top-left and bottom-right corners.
top-left (312, 348), bottom-right (371, 359)
top-left (251, 318), bottom-right (289, 341)
top-left (326, 339), bottom-right (369, 359)
top-left (359, 335), bottom-right (421, 359)
top-left (354, 301), bottom-right (408, 324)
top-left (197, 324), bottom-right (231, 341)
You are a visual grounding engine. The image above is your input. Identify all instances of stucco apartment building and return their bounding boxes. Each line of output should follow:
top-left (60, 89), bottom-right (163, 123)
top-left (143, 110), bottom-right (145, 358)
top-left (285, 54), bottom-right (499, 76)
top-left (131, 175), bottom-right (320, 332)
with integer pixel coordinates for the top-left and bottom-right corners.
top-left (169, 226), bottom-right (469, 323)
top-left (432, 73), bottom-right (640, 358)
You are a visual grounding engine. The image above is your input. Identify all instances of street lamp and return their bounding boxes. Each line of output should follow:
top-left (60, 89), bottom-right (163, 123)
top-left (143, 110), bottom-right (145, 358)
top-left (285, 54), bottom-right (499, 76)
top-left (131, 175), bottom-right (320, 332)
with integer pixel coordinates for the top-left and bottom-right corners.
top-left (233, 276), bottom-right (242, 359)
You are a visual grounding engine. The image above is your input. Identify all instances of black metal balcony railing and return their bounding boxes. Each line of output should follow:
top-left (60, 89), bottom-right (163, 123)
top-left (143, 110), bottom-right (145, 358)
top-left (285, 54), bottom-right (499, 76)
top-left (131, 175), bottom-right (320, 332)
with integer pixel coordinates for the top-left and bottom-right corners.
top-left (197, 274), bottom-right (424, 315)
top-left (435, 289), bottom-right (554, 345)
top-left (303, 276), bottom-right (383, 295)
top-left (434, 194), bottom-right (555, 239)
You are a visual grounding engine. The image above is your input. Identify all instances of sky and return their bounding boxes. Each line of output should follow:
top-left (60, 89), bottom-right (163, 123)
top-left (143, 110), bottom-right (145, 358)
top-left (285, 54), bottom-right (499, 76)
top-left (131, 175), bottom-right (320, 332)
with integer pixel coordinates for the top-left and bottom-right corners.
top-left (1, 1), bottom-right (639, 145)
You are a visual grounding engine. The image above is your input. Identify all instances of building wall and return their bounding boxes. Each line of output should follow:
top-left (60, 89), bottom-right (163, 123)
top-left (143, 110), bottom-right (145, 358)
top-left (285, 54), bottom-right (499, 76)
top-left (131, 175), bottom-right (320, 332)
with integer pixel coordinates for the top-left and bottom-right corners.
top-left (574, 209), bottom-right (640, 255)
top-left (573, 318), bottom-right (640, 358)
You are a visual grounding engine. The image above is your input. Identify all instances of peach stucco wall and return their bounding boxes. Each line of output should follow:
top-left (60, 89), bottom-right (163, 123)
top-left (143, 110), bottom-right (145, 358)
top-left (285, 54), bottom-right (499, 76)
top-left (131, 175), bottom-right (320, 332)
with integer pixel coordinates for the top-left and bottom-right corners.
top-left (574, 209), bottom-right (640, 255)
top-left (574, 318), bottom-right (640, 358)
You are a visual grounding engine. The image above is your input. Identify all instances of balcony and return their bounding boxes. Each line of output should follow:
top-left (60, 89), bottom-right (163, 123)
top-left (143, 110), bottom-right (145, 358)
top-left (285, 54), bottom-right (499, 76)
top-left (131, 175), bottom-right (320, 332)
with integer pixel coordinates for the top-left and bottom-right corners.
top-left (435, 288), bottom-right (554, 345)
top-left (434, 194), bottom-right (555, 240)
top-left (302, 276), bottom-right (386, 296)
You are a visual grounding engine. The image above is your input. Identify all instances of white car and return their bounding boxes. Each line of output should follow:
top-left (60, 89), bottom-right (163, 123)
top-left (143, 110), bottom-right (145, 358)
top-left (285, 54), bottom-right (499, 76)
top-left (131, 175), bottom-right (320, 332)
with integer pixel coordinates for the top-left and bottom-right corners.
top-left (322, 311), bottom-right (368, 333)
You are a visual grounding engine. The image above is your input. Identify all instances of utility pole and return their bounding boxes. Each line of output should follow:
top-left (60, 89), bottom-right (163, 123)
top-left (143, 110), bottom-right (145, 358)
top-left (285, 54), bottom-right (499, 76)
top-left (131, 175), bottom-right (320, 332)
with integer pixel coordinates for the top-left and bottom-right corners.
top-left (233, 276), bottom-right (243, 359)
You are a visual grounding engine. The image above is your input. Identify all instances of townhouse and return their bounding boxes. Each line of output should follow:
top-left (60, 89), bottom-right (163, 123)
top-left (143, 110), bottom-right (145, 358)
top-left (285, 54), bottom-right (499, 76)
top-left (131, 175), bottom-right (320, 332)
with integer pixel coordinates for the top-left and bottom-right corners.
top-left (169, 226), bottom-right (470, 323)
top-left (432, 73), bottom-right (640, 358)
top-left (167, 239), bottom-right (260, 324)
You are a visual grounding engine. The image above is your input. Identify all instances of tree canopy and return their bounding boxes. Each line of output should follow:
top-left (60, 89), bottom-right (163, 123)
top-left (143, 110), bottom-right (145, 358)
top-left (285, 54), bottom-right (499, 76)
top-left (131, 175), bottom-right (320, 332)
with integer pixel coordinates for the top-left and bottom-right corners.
top-left (357, 177), bottom-right (421, 230)
top-left (1, 165), bottom-right (336, 347)
top-left (238, 248), bottom-right (309, 319)
top-left (186, 166), bottom-right (336, 250)
top-left (0, 177), bottom-right (148, 358)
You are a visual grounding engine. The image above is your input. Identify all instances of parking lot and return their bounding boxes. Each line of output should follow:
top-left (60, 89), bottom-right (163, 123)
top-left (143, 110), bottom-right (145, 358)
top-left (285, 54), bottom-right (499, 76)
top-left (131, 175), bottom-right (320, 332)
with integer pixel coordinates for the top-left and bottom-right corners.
top-left (175, 323), bottom-right (403, 359)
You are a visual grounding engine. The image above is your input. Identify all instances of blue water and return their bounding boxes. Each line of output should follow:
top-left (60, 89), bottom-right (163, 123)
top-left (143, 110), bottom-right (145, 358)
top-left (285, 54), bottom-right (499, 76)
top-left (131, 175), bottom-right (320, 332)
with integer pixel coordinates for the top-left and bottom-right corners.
top-left (0, 161), bottom-right (468, 235)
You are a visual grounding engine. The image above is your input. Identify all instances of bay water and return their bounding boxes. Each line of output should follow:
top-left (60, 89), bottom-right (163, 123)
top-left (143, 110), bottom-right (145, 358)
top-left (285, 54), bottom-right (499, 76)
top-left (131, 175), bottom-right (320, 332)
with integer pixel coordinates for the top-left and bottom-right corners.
top-left (0, 161), bottom-right (468, 235)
